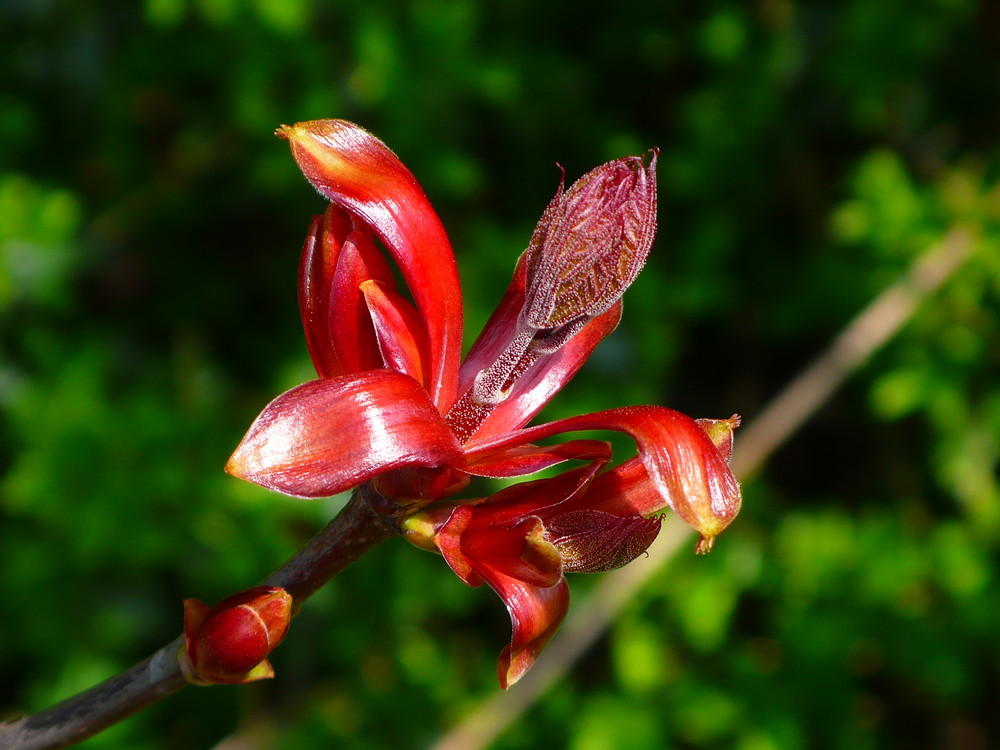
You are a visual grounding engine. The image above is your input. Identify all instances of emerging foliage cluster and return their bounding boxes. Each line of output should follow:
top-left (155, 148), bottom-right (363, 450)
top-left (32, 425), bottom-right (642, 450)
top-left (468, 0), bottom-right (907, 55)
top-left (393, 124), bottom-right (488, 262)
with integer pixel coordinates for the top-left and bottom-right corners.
top-left (2, 1), bottom-right (999, 748)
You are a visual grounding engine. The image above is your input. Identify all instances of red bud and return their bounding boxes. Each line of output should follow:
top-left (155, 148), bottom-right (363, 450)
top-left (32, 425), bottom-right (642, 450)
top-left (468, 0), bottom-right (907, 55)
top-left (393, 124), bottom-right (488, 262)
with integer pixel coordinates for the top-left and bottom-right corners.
top-left (521, 151), bottom-right (658, 329)
top-left (180, 587), bottom-right (293, 686)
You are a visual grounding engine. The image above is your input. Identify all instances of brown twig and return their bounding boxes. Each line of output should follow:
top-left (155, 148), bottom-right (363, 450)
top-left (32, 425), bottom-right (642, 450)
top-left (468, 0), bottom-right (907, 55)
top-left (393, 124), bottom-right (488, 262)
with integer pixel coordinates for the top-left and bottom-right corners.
top-left (429, 226), bottom-right (975, 750)
top-left (0, 489), bottom-right (397, 750)
top-left (729, 226), bottom-right (973, 480)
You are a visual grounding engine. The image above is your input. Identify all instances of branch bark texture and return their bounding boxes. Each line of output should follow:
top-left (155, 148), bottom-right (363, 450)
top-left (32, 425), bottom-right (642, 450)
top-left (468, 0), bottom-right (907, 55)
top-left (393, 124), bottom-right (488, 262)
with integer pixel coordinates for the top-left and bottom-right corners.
top-left (0, 489), bottom-right (396, 750)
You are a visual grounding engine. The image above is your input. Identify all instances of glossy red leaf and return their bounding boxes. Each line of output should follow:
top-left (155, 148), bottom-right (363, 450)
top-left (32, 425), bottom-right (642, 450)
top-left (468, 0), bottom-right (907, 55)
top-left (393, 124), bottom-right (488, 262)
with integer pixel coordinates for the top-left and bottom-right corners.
top-left (432, 503), bottom-right (480, 586)
top-left (463, 405), bottom-right (742, 550)
top-left (450, 250), bottom-right (624, 442)
top-left (279, 120), bottom-right (462, 410)
top-left (461, 515), bottom-right (563, 588)
top-left (471, 304), bottom-right (622, 440)
top-left (467, 463), bottom-right (603, 527)
top-left (298, 209), bottom-right (347, 377)
top-left (577, 456), bottom-right (663, 517)
top-left (454, 256), bottom-right (529, 401)
top-left (361, 279), bottom-right (427, 383)
top-left (327, 222), bottom-right (398, 374)
top-left (475, 567), bottom-right (570, 689)
top-left (299, 206), bottom-right (399, 377)
top-left (463, 438), bottom-right (611, 478)
top-left (226, 371), bottom-right (464, 498)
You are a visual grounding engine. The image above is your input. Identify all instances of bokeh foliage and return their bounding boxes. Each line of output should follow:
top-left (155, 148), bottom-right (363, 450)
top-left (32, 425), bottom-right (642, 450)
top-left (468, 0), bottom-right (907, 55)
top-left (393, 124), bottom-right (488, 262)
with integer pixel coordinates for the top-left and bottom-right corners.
top-left (2, 0), bottom-right (999, 748)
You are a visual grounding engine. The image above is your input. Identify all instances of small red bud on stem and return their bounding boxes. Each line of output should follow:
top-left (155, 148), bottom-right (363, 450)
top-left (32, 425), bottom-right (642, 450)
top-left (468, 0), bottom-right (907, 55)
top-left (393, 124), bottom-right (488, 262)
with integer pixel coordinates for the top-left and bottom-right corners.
top-left (180, 587), bottom-right (293, 686)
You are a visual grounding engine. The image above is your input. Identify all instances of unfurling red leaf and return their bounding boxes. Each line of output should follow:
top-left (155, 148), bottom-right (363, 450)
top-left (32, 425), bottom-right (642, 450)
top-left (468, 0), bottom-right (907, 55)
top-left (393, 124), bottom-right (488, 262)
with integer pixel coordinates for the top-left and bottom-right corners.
top-left (546, 510), bottom-right (662, 572)
top-left (521, 151), bottom-right (658, 329)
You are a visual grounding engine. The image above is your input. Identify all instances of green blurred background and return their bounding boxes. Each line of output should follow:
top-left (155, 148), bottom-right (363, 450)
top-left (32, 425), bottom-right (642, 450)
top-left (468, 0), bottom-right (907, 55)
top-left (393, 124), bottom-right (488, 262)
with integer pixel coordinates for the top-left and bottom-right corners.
top-left (2, 0), bottom-right (999, 748)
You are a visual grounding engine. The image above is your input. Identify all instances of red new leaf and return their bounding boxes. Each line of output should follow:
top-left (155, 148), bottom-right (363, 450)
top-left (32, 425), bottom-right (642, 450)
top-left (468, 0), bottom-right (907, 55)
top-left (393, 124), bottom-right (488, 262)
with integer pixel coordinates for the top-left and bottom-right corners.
top-left (227, 371), bottom-right (463, 498)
